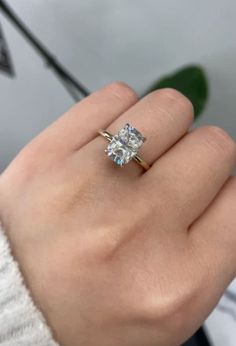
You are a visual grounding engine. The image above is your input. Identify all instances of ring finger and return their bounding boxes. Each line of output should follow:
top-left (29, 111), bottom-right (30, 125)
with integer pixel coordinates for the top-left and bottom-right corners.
top-left (81, 88), bottom-right (194, 177)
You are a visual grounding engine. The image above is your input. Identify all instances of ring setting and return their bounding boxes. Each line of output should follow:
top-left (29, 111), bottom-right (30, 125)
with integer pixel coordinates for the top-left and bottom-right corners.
top-left (98, 123), bottom-right (150, 171)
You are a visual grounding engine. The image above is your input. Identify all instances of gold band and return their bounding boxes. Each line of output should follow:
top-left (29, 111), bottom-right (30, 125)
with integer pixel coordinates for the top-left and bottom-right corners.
top-left (98, 129), bottom-right (150, 171)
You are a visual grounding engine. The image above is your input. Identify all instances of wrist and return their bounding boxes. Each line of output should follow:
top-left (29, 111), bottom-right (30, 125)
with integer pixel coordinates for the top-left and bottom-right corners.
top-left (0, 223), bottom-right (59, 345)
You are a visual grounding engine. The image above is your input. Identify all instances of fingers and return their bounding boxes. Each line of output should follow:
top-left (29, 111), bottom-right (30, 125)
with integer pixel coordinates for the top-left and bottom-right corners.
top-left (85, 88), bottom-right (193, 176)
top-left (56, 82), bottom-right (138, 151)
top-left (146, 126), bottom-right (236, 226)
top-left (23, 82), bottom-right (138, 161)
top-left (2, 83), bottom-right (139, 185)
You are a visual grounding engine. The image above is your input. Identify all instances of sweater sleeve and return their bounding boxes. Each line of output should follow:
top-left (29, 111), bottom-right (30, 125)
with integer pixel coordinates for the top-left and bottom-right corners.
top-left (0, 224), bottom-right (59, 346)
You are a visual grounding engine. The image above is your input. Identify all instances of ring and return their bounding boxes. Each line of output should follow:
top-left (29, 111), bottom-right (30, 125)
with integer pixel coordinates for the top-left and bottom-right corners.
top-left (98, 123), bottom-right (150, 171)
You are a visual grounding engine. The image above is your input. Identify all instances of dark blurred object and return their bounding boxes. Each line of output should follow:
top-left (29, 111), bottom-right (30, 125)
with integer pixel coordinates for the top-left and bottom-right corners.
top-left (0, 22), bottom-right (14, 76)
top-left (145, 65), bottom-right (208, 119)
top-left (183, 328), bottom-right (211, 346)
top-left (0, 0), bottom-right (89, 100)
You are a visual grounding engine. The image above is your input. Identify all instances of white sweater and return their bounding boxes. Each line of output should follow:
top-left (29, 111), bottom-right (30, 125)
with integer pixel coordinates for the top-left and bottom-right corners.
top-left (0, 224), bottom-right (59, 346)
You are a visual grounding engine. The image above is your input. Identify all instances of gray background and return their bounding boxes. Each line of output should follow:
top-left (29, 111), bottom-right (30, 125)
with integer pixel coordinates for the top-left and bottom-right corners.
top-left (0, 1), bottom-right (236, 345)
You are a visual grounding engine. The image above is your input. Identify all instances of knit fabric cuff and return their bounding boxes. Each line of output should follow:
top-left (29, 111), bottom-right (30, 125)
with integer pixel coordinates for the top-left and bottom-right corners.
top-left (0, 224), bottom-right (59, 346)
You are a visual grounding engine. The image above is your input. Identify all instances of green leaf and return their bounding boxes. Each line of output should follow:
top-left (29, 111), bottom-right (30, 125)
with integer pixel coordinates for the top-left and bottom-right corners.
top-left (144, 65), bottom-right (209, 118)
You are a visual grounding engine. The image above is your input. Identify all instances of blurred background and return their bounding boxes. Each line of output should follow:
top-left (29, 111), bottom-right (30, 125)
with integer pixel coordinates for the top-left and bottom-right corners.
top-left (0, 1), bottom-right (236, 345)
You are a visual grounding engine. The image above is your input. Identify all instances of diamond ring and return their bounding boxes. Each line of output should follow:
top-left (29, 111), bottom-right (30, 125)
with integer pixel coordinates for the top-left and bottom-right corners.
top-left (98, 123), bottom-right (150, 171)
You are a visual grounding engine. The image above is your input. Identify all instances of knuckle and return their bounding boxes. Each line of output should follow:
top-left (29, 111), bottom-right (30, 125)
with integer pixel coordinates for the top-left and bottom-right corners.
top-left (157, 87), bottom-right (183, 100)
top-left (141, 297), bottom-right (181, 323)
top-left (132, 257), bottom-right (202, 328)
top-left (149, 88), bottom-right (194, 121)
top-left (201, 125), bottom-right (236, 154)
top-left (160, 88), bottom-right (193, 111)
top-left (5, 143), bottom-right (40, 184)
top-left (135, 287), bottom-right (191, 333)
top-left (107, 81), bottom-right (138, 104)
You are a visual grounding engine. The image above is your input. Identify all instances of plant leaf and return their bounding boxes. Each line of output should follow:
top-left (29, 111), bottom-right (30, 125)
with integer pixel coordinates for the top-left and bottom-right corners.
top-left (144, 65), bottom-right (208, 118)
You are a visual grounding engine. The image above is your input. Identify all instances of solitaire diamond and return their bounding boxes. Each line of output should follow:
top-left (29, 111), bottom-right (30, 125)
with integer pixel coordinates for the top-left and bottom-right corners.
top-left (106, 124), bottom-right (146, 166)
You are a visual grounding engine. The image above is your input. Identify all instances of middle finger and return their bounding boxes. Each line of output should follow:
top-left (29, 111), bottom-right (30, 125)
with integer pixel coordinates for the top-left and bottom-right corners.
top-left (145, 125), bottom-right (236, 228)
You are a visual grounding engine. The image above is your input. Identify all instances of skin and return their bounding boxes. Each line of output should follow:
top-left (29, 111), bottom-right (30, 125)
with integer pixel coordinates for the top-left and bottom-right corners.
top-left (0, 82), bottom-right (236, 346)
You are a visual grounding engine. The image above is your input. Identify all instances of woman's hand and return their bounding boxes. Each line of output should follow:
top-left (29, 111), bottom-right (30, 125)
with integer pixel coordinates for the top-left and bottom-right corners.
top-left (0, 83), bottom-right (236, 346)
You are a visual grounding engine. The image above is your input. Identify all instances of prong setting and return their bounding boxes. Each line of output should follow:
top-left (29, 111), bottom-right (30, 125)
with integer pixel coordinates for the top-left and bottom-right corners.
top-left (106, 124), bottom-right (146, 166)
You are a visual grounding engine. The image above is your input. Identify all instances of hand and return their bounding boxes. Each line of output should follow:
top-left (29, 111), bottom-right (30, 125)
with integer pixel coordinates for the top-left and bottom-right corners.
top-left (0, 83), bottom-right (236, 346)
